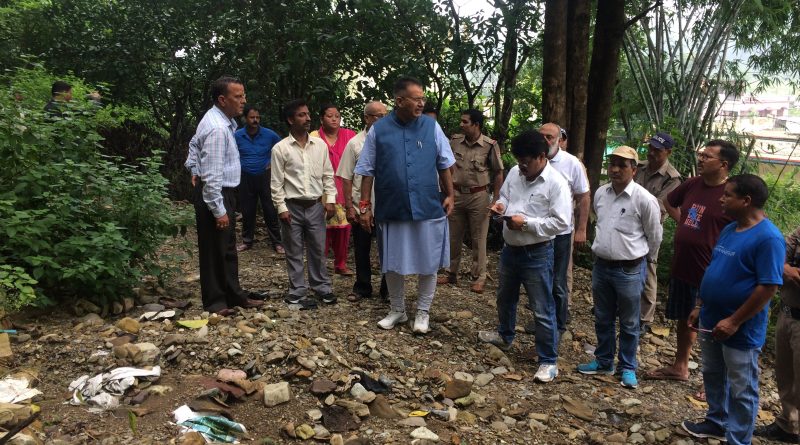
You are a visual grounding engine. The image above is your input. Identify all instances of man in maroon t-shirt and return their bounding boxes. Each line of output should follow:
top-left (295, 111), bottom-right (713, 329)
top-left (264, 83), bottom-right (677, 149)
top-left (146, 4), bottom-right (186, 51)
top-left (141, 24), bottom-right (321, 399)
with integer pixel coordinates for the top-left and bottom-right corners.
top-left (645, 139), bottom-right (740, 381)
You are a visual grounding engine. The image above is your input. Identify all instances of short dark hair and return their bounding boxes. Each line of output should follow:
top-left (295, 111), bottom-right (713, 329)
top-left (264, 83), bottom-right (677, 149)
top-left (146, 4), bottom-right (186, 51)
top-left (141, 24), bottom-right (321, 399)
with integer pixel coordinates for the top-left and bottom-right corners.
top-left (422, 102), bottom-right (438, 116)
top-left (706, 139), bottom-right (739, 170)
top-left (243, 104), bottom-right (259, 117)
top-left (209, 76), bottom-right (241, 105)
top-left (728, 174), bottom-right (769, 208)
top-left (319, 103), bottom-right (338, 116)
top-left (282, 99), bottom-right (308, 126)
top-left (511, 130), bottom-right (549, 159)
top-left (393, 76), bottom-right (423, 97)
top-left (461, 109), bottom-right (484, 128)
top-left (51, 81), bottom-right (71, 97)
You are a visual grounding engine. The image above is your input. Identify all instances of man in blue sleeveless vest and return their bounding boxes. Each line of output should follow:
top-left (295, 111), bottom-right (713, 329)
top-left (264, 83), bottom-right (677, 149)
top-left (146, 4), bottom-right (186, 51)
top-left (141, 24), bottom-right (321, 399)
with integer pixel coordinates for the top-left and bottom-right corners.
top-left (355, 77), bottom-right (456, 335)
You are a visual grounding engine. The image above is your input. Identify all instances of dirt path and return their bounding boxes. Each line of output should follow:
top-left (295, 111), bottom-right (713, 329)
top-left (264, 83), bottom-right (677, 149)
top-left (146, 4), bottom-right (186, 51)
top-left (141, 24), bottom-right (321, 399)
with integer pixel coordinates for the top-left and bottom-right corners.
top-left (7, 229), bottom-right (786, 444)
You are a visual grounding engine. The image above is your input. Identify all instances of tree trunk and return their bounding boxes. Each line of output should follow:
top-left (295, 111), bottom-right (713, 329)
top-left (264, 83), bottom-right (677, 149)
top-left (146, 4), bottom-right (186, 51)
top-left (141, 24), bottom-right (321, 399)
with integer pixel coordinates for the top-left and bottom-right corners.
top-left (541, 0), bottom-right (567, 125)
top-left (583, 0), bottom-right (626, 192)
top-left (565, 0), bottom-right (590, 159)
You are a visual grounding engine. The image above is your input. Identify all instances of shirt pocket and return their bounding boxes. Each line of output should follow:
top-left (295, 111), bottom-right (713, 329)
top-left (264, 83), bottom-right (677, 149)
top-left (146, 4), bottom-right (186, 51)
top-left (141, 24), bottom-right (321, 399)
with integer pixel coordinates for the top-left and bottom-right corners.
top-left (454, 151), bottom-right (466, 169)
top-left (614, 211), bottom-right (640, 235)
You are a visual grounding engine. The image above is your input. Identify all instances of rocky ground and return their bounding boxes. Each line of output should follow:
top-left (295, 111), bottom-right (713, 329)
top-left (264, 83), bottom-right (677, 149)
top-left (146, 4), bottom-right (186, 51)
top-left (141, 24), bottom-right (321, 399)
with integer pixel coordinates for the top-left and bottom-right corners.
top-left (2, 226), bottom-right (789, 445)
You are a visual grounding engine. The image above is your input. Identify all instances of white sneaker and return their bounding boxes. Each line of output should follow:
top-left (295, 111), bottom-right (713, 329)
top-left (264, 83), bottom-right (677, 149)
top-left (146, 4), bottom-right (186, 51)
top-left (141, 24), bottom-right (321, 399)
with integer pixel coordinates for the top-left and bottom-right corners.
top-left (413, 310), bottom-right (430, 334)
top-left (377, 310), bottom-right (408, 330)
top-left (533, 364), bottom-right (559, 383)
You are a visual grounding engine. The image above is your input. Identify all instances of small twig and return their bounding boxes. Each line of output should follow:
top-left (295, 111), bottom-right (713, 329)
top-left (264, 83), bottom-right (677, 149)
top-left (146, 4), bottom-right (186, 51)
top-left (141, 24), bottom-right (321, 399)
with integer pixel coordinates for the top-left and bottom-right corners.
top-left (0, 412), bottom-right (41, 445)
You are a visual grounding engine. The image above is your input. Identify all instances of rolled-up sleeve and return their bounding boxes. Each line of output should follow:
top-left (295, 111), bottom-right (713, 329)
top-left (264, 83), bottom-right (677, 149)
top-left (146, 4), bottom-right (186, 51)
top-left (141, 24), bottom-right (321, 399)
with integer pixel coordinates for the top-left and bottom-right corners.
top-left (271, 143), bottom-right (288, 214)
top-left (322, 150), bottom-right (337, 204)
top-left (354, 129), bottom-right (377, 177)
top-left (641, 193), bottom-right (664, 261)
top-left (200, 128), bottom-right (227, 218)
top-left (435, 124), bottom-right (456, 170)
top-left (526, 177), bottom-right (571, 238)
top-left (185, 135), bottom-right (199, 176)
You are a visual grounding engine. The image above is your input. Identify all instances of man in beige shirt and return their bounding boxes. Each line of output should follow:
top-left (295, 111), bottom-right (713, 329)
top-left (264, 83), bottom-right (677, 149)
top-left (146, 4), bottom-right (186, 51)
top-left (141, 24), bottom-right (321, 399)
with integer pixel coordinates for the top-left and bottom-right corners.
top-left (336, 101), bottom-right (388, 301)
top-left (634, 132), bottom-right (682, 332)
top-left (438, 109), bottom-right (504, 294)
top-left (271, 99), bottom-right (337, 308)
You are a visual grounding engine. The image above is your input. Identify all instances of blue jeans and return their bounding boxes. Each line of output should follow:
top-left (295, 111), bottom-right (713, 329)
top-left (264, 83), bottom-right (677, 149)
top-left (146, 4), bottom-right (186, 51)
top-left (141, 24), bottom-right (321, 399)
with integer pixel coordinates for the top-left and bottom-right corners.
top-left (699, 332), bottom-right (761, 445)
top-left (552, 233), bottom-right (572, 333)
top-left (592, 260), bottom-right (643, 371)
top-left (496, 242), bottom-right (556, 364)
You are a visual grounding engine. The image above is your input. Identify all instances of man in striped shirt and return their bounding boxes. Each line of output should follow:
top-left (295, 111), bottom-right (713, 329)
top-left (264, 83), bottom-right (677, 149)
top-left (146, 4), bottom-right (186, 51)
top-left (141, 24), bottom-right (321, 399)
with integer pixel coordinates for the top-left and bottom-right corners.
top-left (190, 76), bottom-right (264, 316)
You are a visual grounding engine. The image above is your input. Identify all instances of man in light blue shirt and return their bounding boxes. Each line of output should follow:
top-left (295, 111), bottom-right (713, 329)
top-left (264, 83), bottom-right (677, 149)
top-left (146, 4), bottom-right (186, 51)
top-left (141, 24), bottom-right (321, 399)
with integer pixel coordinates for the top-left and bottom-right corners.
top-left (189, 76), bottom-right (264, 316)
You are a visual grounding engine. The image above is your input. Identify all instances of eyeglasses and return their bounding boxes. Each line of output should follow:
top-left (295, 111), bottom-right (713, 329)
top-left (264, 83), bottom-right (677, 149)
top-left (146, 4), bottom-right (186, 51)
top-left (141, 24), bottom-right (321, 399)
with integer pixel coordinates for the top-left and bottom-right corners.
top-left (697, 152), bottom-right (721, 161)
top-left (398, 96), bottom-right (427, 105)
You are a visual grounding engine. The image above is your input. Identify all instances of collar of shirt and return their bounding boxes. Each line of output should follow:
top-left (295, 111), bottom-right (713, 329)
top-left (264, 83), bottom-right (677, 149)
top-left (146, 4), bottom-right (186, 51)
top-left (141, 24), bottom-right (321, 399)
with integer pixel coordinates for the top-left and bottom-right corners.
top-left (643, 159), bottom-right (673, 178)
top-left (287, 132), bottom-right (316, 149)
top-left (211, 105), bottom-right (237, 133)
top-left (463, 134), bottom-right (488, 148)
top-left (605, 179), bottom-right (637, 197)
top-left (236, 126), bottom-right (264, 141)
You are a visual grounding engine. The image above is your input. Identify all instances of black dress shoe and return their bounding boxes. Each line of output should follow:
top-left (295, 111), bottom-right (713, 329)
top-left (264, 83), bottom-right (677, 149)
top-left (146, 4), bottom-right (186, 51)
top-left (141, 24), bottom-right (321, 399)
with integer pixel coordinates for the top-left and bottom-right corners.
top-left (754, 422), bottom-right (800, 443)
top-left (234, 298), bottom-right (264, 309)
top-left (248, 290), bottom-right (270, 301)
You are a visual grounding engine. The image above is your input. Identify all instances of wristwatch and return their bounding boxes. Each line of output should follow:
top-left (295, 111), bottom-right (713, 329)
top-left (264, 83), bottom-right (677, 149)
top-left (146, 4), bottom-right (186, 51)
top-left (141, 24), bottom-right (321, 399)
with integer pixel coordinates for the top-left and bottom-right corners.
top-left (521, 220), bottom-right (529, 232)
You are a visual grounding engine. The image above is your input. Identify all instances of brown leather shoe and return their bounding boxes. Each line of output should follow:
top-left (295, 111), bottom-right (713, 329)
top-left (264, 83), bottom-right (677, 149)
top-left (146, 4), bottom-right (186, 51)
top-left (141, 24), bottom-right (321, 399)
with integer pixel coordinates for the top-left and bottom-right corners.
top-left (470, 281), bottom-right (485, 294)
top-left (237, 298), bottom-right (265, 309)
top-left (437, 274), bottom-right (456, 285)
top-left (335, 267), bottom-right (355, 276)
top-left (213, 308), bottom-right (237, 317)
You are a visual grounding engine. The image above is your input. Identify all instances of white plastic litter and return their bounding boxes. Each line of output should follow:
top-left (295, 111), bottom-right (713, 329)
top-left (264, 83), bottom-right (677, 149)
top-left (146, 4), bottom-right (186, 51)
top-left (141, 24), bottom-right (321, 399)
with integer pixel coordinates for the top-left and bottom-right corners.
top-left (0, 376), bottom-right (42, 403)
top-left (69, 366), bottom-right (161, 411)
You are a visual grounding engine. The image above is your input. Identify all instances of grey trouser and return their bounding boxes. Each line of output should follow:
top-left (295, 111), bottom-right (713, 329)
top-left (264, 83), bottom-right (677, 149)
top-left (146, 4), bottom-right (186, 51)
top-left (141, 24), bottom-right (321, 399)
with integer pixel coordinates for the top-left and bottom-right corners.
top-left (281, 201), bottom-right (331, 297)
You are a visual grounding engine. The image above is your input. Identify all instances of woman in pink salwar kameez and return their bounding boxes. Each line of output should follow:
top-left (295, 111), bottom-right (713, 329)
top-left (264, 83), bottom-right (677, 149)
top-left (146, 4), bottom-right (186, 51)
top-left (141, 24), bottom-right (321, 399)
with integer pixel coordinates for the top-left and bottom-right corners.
top-left (312, 104), bottom-right (356, 275)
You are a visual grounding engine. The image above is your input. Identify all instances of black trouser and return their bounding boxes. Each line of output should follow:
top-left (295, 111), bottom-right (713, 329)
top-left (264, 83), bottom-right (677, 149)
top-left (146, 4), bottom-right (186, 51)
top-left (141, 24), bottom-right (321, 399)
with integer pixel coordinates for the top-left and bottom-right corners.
top-left (352, 222), bottom-right (388, 298)
top-left (194, 183), bottom-right (249, 311)
top-left (239, 169), bottom-right (282, 248)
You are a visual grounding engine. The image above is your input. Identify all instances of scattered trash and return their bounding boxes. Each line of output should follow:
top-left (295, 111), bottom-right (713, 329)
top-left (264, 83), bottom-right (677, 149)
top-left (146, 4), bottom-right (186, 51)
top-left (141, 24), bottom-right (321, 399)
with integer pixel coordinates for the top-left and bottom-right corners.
top-left (349, 370), bottom-right (390, 394)
top-left (139, 310), bottom-right (177, 321)
top-left (176, 319), bottom-right (208, 329)
top-left (174, 404), bottom-right (247, 443)
top-left (0, 375), bottom-right (41, 404)
top-left (69, 366), bottom-right (161, 412)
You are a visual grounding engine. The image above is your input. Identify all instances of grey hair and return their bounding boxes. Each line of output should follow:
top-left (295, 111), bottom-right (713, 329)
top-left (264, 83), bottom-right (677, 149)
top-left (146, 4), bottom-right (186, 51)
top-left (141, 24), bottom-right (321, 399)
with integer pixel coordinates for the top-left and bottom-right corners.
top-left (363, 101), bottom-right (383, 116)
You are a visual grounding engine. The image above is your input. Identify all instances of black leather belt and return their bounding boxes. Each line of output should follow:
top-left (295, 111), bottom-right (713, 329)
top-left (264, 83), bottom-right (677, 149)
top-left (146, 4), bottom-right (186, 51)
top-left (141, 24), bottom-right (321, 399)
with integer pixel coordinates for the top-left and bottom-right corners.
top-left (504, 241), bottom-right (550, 252)
top-left (782, 304), bottom-right (800, 320)
top-left (594, 256), bottom-right (643, 268)
top-left (286, 198), bottom-right (320, 208)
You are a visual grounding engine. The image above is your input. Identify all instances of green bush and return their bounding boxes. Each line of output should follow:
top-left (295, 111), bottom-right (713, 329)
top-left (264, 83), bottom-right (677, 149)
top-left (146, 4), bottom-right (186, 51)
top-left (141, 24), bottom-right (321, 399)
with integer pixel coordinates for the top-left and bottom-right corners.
top-left (0, 67), bottom-right (190, 309)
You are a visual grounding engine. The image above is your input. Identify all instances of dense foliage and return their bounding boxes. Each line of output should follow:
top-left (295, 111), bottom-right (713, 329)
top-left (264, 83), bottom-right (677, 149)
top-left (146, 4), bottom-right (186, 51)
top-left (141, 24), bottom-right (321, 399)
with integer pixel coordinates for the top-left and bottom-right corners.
top-left (0, 68), bottom-right (190, 310)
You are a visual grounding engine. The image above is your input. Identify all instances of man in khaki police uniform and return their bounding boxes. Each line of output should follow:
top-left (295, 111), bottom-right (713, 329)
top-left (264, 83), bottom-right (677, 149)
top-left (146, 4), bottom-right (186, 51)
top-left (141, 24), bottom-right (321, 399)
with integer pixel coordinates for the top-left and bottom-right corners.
top-left (438, 109), bottom-right (504, 294)
top-left (634, 132), bottom-right (681, 332)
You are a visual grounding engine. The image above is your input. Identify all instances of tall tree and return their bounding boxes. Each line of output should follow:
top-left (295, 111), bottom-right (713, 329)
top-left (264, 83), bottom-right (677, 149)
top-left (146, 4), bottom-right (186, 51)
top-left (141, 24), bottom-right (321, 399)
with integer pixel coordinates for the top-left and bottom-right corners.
top-left (492, 0), bottom-right (541, 148)
top-left (564, 0), bottom-right (591, 158)
top-left (541, 0), bottom-right (567, 125)
top-left (583, 0), bottom-right (627, 191)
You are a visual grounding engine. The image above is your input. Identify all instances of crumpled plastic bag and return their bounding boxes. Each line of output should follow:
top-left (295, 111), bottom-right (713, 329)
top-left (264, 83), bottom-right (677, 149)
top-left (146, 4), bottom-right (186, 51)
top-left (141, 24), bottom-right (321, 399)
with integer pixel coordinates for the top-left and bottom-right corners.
top-left (0, 376), bottom-right (42, 404)
top-left (173, 404), bottom-right (246, 443)
top-left (69, 366), bottom-right (161, 412)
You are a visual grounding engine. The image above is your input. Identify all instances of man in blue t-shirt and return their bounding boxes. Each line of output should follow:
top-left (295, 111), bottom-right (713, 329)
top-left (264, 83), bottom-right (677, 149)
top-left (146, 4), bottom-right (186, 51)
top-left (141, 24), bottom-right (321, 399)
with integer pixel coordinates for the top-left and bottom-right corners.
top-left (681, 174), bottom-right (785, 445)
top-left (235, 105), bottom-right (283, 253)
